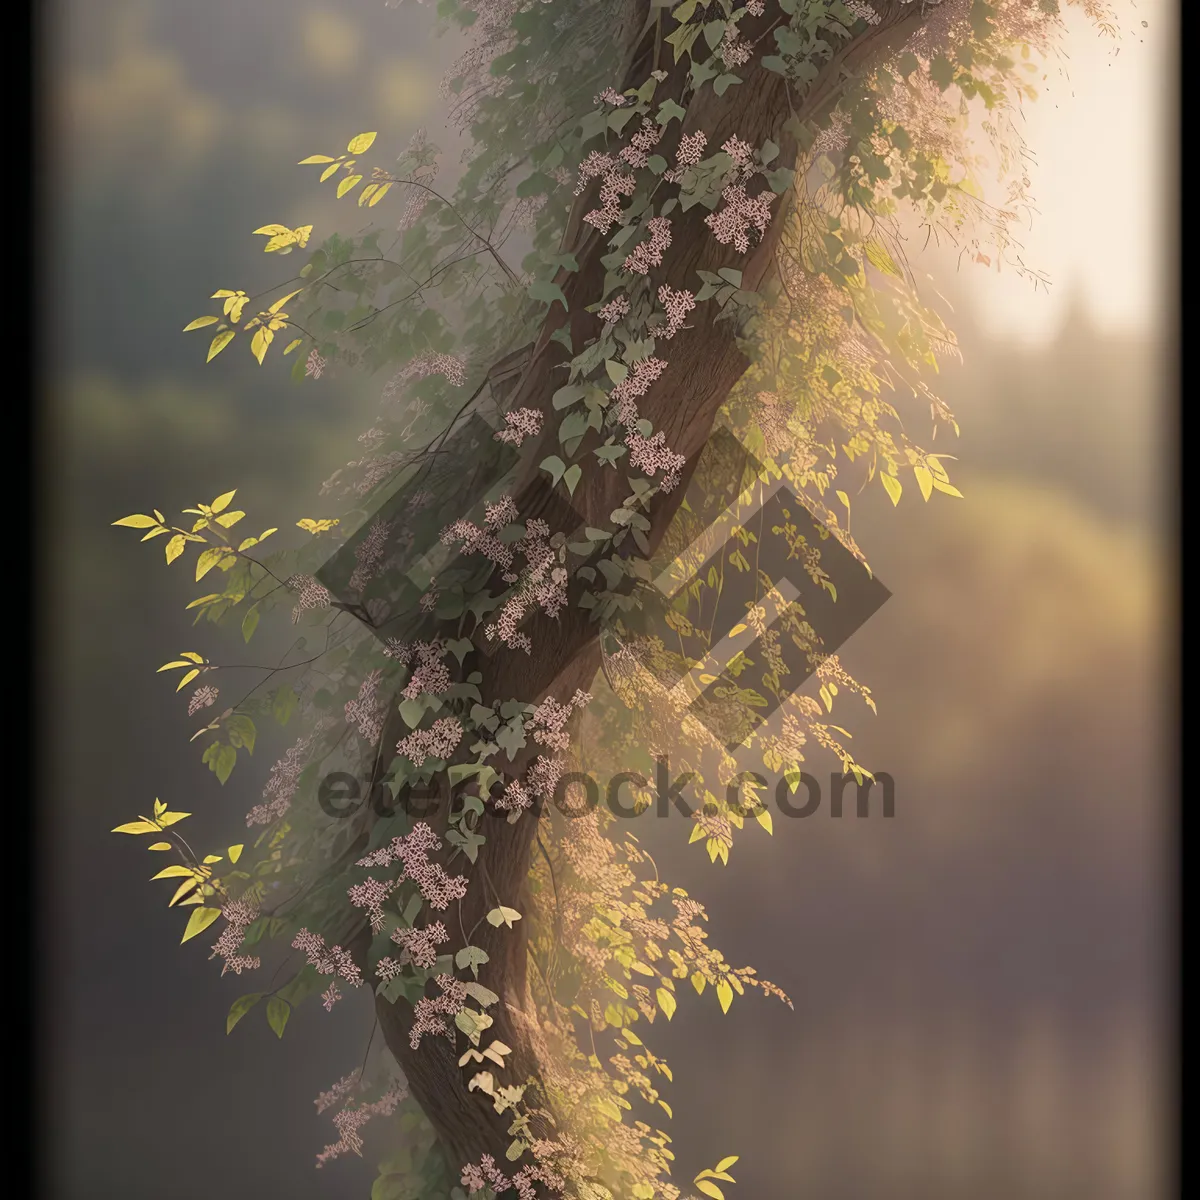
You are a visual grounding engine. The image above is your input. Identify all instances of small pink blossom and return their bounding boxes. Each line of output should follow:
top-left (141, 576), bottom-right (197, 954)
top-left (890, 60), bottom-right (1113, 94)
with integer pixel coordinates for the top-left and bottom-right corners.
top-left (305, 350), bottom-right (326, 380)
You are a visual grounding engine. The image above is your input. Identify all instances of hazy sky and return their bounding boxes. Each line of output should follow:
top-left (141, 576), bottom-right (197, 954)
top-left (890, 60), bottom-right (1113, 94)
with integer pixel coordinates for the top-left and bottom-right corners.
top-left (959, 0), bottom-right (1172, 344)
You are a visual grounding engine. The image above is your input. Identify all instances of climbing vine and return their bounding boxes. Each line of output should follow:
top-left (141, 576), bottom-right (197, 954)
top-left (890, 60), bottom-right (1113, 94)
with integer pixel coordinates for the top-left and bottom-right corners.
top-left (113, 2), bottom-right (1125, 1197)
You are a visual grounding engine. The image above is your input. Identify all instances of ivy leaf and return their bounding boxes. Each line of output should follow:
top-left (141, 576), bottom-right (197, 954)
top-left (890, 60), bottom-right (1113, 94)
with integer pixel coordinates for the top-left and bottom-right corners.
top-left (563, 464), bottom-right (582, 495)
top-left (486, 906), bottom-right (522, 929)
top-left (528, 280), bottom-right (568, 310)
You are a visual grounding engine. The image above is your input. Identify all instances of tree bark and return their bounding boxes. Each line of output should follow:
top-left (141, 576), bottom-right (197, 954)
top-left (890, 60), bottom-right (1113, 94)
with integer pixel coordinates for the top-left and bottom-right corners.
top-left (369, 0), bottom-right (929, 1178)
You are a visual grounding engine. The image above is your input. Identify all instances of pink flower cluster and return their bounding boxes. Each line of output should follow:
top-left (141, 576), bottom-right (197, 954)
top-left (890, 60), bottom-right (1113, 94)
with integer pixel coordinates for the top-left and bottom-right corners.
top-left (460, 1154), bottom-right (564, 1200)
top-left (611, 356), bottom-right (668, 426)
top-left (494, 407), bottom-right (543, 446)
top-left (705, 183), bottom-right (776, 253)
top-left (248, 727), bottom-right (323, 826)
top-left (656, 283), bottom-right (696, 339)
top-left (618, 117), bottom-right (664, 170)
top-left (349, 516), bottom-right (392, 592)
top-left (357, 822), bottom-right (469, 912)
top-left (719, 27), bottom-right (752, 67)
top-left (305, 350), bottom-right (326, 380)
top-left (292, 928), bottom-right (364, 1011)
top-left (287, 574), bottom-right (332, 623)
top-left (188, 684), bottom-right (219, 716)
top-left (388, 920), bottom-right (449, 970)
top-left (584, 165), bottom-right (636, 235)
top-left (594, 87), bottom-right (626, 107)
top-left (663, 130), bottom-right (709, 183)
top-left (209, 899), bottom-right (261, 977)
top-left (387, 639), bottom-right (452, 701)
top-left (483, 518), bottom-right (567, 654)
top-left (344, 669), bottom-right (385, 746)
top-left (348, 875), bottom-right (398, 933)
top-left (314, 1078), bottom-right (407, 1167)
top-left (384, 352), bottom-right (467, 395)
top-left (409, 973), bottom-right (467, 1050)
top-left (396, 716), bottom-right (464, 767)
top-left (626, 430), bottom-right (686, 491)
top-left (597, 294), bottom-right (630, 325)
top-left (528, 689), bottom-right (593, 752)
top-left (623, 215), bottom-right (673, 275)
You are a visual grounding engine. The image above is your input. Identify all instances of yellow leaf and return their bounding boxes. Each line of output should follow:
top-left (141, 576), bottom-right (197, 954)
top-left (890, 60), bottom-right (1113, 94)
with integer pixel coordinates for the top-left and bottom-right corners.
top-left (182, 906), bottom-right (222, 943)
top-left (881, 472), bottom-right (902, 506)
top-left (932, 478), bottom-right (964, 498)
top-left (716, 979), bottom-right (734, 1013)
top-left (157, 811), bottom-right (191, 826)
top-left (252, 223), bottom-right (291, 236)
top-left (298, 154), bottom-right (336, 165)
top-left (357, 183), bottom-right (378, 207)
top-left (268, 289), bottom-right (304, 316)
top-left (914, 465), bottom-right (934, 501)
top-left (151, 864), bottom-right (198, 880)
top-left (727, 623), bottom-right (747, 636)
top-left (216, 510), bottom-right (245, 527)
top-left (227, 844), bottom-right (244, 863)
top-left (112, 513), bottom-right (158, 529)
top-left (336, 173), bottom-right (363, 199)
top-left (148, 842), bottom-right (173, 851)
top-left (656, 988), bottom-right (676, 1020)
top-left (169, 877), bottom-right (199, 906)
top-left (207, 330), bottom-right (235, 362)
top-left (369, 182), bottom-right (392, 206)
top-left (320, 162), bottom-right (341, 183)
top-left (112, 821), bottom-right (160, 835)
top-left (180, 652), bottom-right (205, 663)
top-left (183, 316), bottom-right (218, 331)
top-left (715, 1156), bottom-right (739, 1173)
top-left (659, 1099), bottom-right (673, 1119)
top-left (195, 546), bottom-right (227, 581)
top-left (157, 660), bottom-right (192, 671)
top-left (250, 326), bottom-right (273, 365)
top-left (176, 668), bottom-right (200, 691)
top-left (695, 1182), bottom-right (725, 1200)
top-left (755, 808), bottom-right (773, 835)
top-left (347, 131), bottom-right (377, 154)
top-left (210, 490), bottom-right (236, 514)
top-left (164, 534), bottom-right (186, 564)
top-left (283, 339), bottom-right (303, 356)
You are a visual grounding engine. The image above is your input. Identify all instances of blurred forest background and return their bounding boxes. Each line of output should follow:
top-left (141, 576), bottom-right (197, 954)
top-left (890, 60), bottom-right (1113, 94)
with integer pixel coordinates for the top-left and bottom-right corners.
top-left (39, 1), bottom-right (1175, 1198)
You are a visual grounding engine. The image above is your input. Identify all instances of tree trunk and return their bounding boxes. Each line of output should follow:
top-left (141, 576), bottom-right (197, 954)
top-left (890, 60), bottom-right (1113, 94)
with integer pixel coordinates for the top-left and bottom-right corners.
top-left (370, 0), bottom-right (928, 1177)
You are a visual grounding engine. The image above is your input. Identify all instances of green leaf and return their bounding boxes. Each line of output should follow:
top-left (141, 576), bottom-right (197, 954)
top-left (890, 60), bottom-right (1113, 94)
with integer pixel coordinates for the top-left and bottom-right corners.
top-left (563, 464), bottom-right (582, 495)
top-left (273, 685), bottom-right (299, 726)
top-left (539, 456), bottom-right (566, 485)
top-left (266, 996), bottom-right (291, 1038)
top-left (227, 993), bottom-right (262, 1034)
top-left (241, 605), bottom-right (260, 642)
top-left (486, 906), bottom-right (522, 928)
top-left (528, 279), bottom-right (568, 310)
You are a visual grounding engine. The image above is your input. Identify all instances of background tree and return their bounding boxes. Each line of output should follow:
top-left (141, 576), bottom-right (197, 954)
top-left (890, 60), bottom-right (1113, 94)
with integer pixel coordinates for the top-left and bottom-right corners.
top-left (111, 2), bottom-right (1128, 1197)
